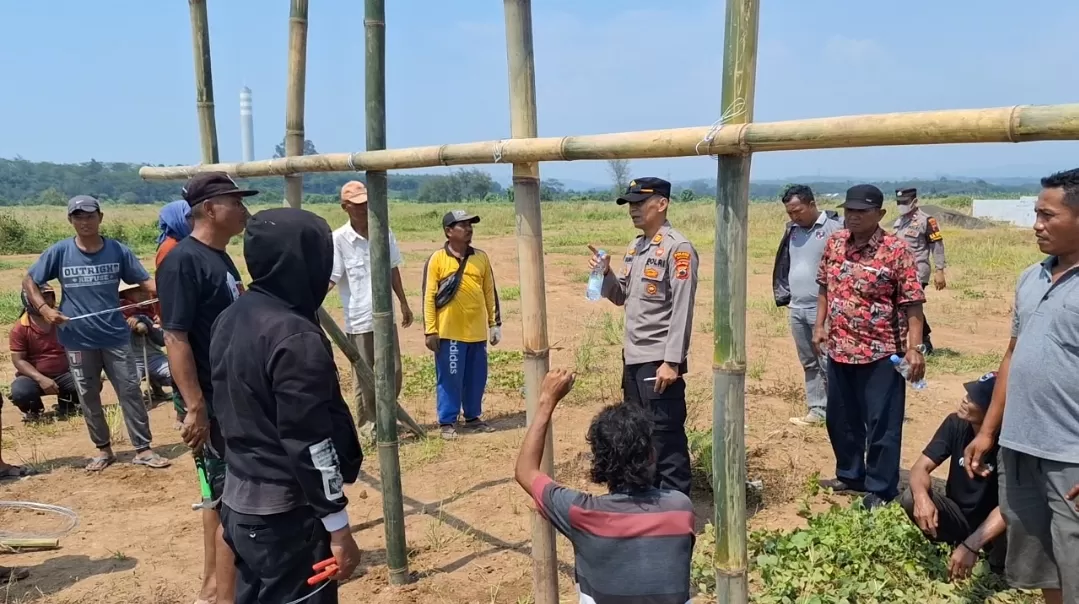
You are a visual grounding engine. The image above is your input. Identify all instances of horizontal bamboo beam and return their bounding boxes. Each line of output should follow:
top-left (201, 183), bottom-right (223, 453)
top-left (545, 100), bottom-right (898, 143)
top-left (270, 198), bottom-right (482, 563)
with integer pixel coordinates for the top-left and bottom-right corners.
top-left (0, 538), bottom-right (59, 549)
top-left (140, 103), bottom-right (1079, 180)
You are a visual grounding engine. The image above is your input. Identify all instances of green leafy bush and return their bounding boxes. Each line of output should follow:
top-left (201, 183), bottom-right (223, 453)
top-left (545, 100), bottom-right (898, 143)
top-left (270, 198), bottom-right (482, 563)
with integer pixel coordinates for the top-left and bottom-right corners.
top-left (692, 502), bottom-right (1040, 603)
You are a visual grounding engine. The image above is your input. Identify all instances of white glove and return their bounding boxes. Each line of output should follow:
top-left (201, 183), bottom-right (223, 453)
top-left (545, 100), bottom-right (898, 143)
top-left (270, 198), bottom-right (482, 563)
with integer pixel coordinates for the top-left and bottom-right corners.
top-left (489, 326), bottom-right (502, 346)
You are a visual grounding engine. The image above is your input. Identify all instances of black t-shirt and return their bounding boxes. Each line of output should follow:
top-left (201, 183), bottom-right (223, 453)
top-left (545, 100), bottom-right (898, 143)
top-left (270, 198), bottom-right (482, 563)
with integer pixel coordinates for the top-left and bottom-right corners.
top-left (923, 413), bottom-right (999, 527)
top-left (157, 237), bottom-right (243, 413)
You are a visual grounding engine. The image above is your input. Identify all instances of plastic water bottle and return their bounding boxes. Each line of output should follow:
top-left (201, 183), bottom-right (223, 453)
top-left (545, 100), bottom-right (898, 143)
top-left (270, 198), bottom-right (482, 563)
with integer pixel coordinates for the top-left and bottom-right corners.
top-left (586, 250), bottom-right (606, 301)
top-left (890, 354), bottom-right (927, 390)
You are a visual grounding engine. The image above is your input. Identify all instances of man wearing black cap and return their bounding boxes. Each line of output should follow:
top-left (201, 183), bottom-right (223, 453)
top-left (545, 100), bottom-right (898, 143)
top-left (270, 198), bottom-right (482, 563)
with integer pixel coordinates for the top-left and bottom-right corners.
top-left (812, 184), bottom-right (926, 508)
top-left (157, 172), bottom-right (255, 604)
top-left (894, 187), bottom-right (946, 354)
top-left (899, 371), bottom-right (1005, 580)
top-left (23, 195), bottom-right (166, 471)
top-left (589, 177), bottom-right (699, 496)
top-left (421, 210), bottom-right (502, 440)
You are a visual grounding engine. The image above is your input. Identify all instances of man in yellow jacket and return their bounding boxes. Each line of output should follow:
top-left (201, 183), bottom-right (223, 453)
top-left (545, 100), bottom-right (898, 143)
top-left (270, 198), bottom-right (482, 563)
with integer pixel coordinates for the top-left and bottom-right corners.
top-left (423, 210), bottom-right (502, 440)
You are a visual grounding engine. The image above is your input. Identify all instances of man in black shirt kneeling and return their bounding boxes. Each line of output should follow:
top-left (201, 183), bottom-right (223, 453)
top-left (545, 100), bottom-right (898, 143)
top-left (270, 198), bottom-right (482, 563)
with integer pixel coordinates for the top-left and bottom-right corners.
top-left (899, 371), bottom-right (1006, 581)
top-left (210, 208), bottom-right (364, 604)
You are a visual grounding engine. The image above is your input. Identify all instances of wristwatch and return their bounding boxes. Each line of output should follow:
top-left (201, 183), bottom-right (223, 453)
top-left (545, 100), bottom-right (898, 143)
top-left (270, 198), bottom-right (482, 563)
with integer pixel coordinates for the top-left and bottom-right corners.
top-left (913, 344), bottom-right (927, 354)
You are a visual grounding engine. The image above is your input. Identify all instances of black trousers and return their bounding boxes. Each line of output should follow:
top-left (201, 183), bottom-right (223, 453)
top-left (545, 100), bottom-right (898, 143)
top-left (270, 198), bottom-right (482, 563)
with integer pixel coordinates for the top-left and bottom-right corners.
top-left (920, 282), bottom-right (933, 347)
top-left (8, 374), bottom-right (78, 415)
top-left (221, 505), bottom-right (337, 604)
top-left (622, 361), bottom-right (691, 496)
top-left (898, 488), bottom-right (1006, 570)
top-left (825, 357), bottom-right (905, 500)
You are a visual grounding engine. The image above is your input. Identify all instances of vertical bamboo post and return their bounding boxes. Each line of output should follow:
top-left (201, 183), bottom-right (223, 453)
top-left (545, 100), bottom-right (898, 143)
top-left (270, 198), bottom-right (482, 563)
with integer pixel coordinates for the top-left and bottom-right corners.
top-left (503, 1), bottom-right (559, 602)
top-left (365, 0), bottom-right (409, 585)
top-left (712, 0), bottom-right (759, 603)
top-left (284, 0), bottom-right (309, 208)
top-left (188, 0), bottom-right (219, 164)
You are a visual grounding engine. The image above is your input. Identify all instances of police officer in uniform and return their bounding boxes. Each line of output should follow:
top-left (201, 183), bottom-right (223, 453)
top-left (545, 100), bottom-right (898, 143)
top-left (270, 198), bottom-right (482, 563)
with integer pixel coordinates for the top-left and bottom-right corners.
top-left (894, 187), bottom-right (946, 354)
top-left (589, 177), bottom-right (699, 496)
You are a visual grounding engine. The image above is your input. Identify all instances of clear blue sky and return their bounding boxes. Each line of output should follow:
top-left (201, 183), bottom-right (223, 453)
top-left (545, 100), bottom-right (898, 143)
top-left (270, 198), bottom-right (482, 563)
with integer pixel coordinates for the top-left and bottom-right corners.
top-left (3, 0), bottom-right (1078, 185)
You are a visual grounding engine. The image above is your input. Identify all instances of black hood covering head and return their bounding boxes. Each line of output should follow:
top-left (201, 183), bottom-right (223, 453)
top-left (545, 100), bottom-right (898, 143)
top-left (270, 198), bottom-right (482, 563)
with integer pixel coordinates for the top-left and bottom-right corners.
top-left (244, 207), bottom-right (332, 321)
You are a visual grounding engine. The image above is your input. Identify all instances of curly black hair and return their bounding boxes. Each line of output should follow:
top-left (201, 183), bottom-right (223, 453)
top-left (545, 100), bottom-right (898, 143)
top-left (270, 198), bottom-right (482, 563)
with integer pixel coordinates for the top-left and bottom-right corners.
top-left (586, 402), bottom-right (656, 494)
top-left (1041, 168), bottom-right (1079, 209)
top-left (781, 184), bottom-right (815, 205)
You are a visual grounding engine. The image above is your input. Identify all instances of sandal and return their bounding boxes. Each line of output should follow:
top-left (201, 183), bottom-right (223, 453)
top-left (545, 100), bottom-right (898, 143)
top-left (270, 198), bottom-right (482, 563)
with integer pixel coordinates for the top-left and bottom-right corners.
top-left (0, 566), bottom-right (29, 584)
top-left (132, 452), bottom-right (171, 469)
top-left (0, 465), bottom-right (34, 480)
top-left (85, 454), bottom-right (116, 472)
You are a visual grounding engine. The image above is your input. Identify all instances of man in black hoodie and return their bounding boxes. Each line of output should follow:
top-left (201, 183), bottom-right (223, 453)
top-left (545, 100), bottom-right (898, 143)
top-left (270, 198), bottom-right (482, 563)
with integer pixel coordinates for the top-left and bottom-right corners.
top-left (210, 208), bottom-right (363, 604)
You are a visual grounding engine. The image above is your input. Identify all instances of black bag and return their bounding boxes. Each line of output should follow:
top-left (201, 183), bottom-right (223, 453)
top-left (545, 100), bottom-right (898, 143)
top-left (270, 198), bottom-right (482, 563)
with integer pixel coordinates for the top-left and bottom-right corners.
top-left (434, 248), bottom-right (473, 309)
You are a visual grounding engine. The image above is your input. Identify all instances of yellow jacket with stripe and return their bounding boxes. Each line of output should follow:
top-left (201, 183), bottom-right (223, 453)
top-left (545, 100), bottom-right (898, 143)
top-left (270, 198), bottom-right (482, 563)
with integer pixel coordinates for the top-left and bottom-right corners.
top-left (422, 245), bottom-right (501, 343)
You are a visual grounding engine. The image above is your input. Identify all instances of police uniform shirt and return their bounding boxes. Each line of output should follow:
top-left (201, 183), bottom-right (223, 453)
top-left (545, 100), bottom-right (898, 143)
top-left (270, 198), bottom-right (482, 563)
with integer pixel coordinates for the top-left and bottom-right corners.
top-left (601, 222), bottom-right (699, 366)
top-left (893, 208), bottom-right (946, 285)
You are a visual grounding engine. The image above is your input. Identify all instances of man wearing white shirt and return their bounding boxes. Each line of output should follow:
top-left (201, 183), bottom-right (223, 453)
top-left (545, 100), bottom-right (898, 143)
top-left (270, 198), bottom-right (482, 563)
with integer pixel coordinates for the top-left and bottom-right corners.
top-left (329, 181), bottom-right (414, 438)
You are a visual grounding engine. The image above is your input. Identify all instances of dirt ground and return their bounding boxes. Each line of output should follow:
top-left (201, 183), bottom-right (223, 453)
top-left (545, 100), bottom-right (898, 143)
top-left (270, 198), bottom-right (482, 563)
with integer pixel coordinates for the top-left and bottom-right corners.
top-left (0, 206), bottom-right (1031, 603)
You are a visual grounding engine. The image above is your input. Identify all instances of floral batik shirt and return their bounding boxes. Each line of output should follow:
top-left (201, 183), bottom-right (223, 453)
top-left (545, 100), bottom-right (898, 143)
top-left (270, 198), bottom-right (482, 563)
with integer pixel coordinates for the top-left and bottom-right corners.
top-left (816, 227), bottom-right (925, 364)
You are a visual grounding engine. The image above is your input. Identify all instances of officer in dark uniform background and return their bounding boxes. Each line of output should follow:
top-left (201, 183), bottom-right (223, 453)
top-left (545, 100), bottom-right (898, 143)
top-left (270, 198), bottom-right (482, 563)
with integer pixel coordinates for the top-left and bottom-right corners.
top-left (589, 177), bottom-right (699, 496)
top-left (893, 187), bottom-right (946, 353)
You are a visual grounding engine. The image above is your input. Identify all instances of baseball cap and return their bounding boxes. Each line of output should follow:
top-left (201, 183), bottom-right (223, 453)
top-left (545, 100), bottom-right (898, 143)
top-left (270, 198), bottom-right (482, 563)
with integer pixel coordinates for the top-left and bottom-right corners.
top-left (842, 184), bottom-right (885, 210)
top-left (616, 177), bottom-right (672, 205)
top-left (896, 188), bottom-right (918, 204)
top-left (340, 181), bottom-right (368, 205)
top-left (67, 195), bottom-right (101, 215)
top-left (442, 210), bottom-right (480, 228)
top-left (962, 371), bottom-right (997, 410)
top-left (182, 172), bottom-right (259, 207)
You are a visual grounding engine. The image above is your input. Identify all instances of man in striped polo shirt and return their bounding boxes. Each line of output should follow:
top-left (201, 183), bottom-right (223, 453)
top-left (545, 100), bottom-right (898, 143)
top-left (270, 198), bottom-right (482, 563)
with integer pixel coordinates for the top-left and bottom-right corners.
top-left (515, 369), bottom-right (695, 604)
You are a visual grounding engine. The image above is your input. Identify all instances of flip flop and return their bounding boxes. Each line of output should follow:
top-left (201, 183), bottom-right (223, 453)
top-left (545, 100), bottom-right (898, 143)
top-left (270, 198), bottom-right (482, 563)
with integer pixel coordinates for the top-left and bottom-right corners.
top-left (132, 452), bottom-right (171, 469)
top-left (0, 465), bottom-right (34, 480)
top-left (85, 454), bottom-right (116, 472)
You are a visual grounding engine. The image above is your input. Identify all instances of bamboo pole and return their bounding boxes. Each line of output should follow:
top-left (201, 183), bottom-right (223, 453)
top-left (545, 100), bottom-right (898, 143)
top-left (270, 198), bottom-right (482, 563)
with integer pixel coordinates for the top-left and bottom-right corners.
top-left (141, 103), bottom-right (1079, 180)
top-left (316, 308), bottom-right (426, 438)
top-left (188, 0), bottom-right (219, 164)
top-left (365, 0), bottom-right (409, 585)
top-left (503, 1), bottom-right (558, 602)
top-left (712, 1), bottom-right (758, 602)
top-left (283, 0), bottom-right (309, 208)
top-left (0, 538), bottom-right (59, 550)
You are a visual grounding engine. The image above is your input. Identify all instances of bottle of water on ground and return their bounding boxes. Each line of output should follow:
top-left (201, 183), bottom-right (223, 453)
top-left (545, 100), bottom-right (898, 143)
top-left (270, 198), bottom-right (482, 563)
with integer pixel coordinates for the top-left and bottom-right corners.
top-left (890, 354), bottom-right (927, 390)
top-left (586, 250), bottom-right (606, 301)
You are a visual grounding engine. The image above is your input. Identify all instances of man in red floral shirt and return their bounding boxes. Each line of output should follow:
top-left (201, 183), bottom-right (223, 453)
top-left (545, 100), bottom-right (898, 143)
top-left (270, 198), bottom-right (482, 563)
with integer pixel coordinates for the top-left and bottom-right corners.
top-left (813, 183), bottom-right (926, 509)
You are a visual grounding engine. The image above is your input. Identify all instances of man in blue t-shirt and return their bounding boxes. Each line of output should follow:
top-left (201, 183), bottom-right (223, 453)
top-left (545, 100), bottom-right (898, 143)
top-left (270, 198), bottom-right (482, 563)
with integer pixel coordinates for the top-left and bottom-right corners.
top-left (23, 195), bottom-right (170, 471)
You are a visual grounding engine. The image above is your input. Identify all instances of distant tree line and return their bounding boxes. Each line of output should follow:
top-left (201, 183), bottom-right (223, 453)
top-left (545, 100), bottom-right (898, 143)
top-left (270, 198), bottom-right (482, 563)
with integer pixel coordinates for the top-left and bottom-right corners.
top-left (0, 156), bottom-right (1041, 207)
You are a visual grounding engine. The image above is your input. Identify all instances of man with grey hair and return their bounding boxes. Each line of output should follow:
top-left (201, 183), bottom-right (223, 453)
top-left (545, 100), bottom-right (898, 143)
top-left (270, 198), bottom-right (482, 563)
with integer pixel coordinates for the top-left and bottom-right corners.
top-left (22, 195), bottom-right (169, 472)
top-left (964, 168), bottom-right (1079, 604)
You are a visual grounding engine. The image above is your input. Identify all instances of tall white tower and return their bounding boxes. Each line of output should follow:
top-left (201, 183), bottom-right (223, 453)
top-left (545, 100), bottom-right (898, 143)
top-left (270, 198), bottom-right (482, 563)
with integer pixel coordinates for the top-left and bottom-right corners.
top-left (240, 86), bottom-right (254, 162)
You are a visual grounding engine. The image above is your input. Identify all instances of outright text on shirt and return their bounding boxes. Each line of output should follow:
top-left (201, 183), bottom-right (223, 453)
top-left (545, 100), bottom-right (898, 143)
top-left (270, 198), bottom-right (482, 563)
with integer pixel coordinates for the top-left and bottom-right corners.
top-left (62, 263), bottom-right (120, 288)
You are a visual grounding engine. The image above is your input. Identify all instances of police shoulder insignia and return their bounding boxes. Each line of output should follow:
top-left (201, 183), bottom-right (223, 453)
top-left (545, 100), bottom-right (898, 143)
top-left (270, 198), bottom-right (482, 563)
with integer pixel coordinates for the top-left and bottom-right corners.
top-left (643, 267), bottom-right (659, 279)
top-left (651, 233), bottom-right (663, 245)
top-left (927, 217), bottom-right (943, 241)
top-left (672, 251), bottom-right (691, 262)
top-left (645, 283), bottom-right (658, 295)
top-left (675, 266), bottom-right (690, 280)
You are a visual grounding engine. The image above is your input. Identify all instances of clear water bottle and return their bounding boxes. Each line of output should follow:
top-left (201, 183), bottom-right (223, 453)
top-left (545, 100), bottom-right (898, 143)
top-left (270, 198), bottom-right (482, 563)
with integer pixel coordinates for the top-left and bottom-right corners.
top-left (586, 250), bottom-right (606, 301)
top-left (890, 354), bottom-right (927, 390)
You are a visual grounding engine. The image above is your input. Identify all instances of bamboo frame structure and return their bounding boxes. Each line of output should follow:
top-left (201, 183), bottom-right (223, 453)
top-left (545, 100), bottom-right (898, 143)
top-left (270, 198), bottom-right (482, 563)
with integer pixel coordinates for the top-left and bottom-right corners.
top-left (283, 0), bottom-right (309, 208)
top-left (365, 0), bottom-right (410, 585)
top-left (713, 1), bottom-right (758, 602)
top-left (187, 0), bottom-right (219, 164)
top-left (142, 103), bottom-right (1079, 180)
top-left (503, 1), bottom-right (558, 602)
top-left (152, 3), bottom-right (1079, 602)
top-left (317, 308), bottom-right (426, 439)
